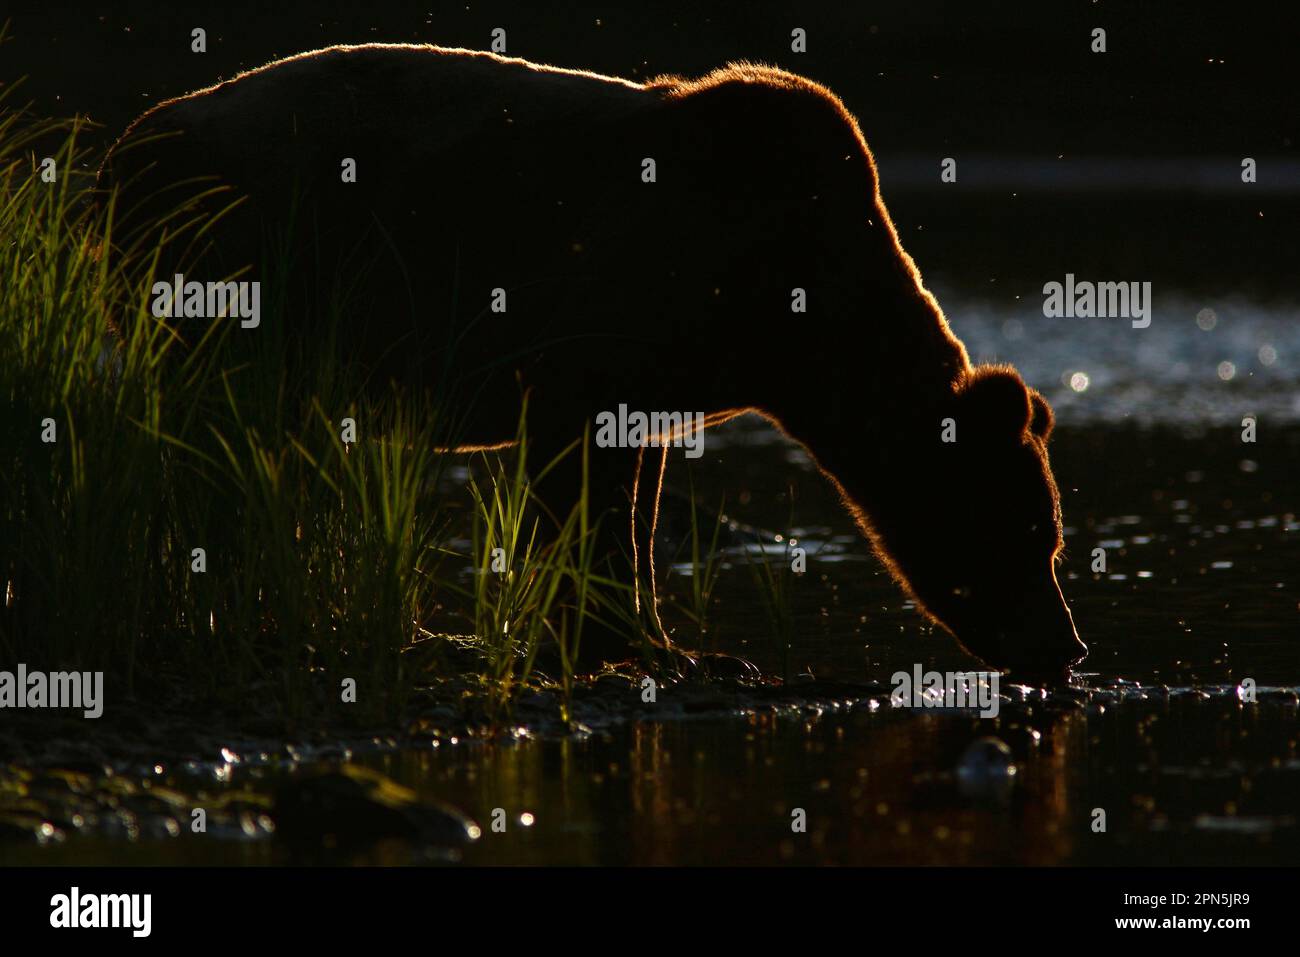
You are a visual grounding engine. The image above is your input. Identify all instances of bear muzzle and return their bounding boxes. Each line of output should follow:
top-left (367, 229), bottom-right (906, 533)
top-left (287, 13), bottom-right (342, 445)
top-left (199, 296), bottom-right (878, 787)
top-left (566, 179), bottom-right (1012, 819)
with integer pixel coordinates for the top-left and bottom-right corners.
top-left (999, 584), bottom-right (1087, 683)
top-left (948, 576), bottom-right (1086, 683)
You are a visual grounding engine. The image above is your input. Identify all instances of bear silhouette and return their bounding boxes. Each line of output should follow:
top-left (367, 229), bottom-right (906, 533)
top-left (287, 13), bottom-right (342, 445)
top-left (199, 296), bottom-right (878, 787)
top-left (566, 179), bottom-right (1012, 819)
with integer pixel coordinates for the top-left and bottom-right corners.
top-left (98, 45), bottom-right (1087, 680)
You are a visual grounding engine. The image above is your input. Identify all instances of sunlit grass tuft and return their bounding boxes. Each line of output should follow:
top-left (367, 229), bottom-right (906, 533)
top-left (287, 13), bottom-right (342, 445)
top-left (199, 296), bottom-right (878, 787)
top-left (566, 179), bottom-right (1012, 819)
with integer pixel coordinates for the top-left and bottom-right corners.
top-left (0, 100), bottom-right (477, 724)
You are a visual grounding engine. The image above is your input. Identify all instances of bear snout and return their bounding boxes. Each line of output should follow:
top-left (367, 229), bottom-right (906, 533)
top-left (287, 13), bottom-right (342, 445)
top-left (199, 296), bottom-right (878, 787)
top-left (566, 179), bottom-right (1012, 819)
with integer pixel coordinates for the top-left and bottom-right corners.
top-left (1002, 602), bottom-right (1087, 684)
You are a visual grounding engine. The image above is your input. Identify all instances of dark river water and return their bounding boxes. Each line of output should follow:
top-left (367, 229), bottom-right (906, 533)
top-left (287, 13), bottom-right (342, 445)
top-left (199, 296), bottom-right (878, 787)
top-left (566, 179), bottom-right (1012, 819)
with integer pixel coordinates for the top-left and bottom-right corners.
top-left (5, 292), bottom-right (1298, 864)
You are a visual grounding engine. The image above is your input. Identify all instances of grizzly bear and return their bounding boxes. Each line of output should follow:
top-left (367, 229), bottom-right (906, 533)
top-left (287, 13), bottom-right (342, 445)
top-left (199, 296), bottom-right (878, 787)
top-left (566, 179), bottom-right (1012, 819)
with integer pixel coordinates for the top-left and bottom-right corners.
top-left (98, 44), bottom-right (1087, 680)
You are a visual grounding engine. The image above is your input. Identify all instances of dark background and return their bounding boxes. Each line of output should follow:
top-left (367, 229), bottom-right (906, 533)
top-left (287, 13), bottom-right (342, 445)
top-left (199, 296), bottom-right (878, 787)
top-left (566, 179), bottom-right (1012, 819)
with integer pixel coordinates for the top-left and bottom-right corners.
top-left (3, 1), bottom-right (1297, 297)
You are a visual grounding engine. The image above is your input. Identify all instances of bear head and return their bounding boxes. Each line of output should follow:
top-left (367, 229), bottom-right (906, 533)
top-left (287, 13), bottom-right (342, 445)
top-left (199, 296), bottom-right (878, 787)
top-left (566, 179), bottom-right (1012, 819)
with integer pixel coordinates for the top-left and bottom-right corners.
top-left (869, 366), bottom-right (1088, 682)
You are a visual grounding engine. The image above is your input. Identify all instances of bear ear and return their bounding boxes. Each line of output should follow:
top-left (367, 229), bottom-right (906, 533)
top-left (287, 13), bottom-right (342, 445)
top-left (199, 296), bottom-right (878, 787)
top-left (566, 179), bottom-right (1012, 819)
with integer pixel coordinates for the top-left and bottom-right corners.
top-left (959, 368), bottom-right (1032, 439)
top-left (1028, 389), bottom-right (1054, 441)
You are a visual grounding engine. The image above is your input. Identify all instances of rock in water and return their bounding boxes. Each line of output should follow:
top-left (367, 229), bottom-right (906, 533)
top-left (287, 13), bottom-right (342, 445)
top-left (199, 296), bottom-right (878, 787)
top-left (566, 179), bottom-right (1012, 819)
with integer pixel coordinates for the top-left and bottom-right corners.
top-left (272, 764), bottom-right (479, 850)
top-left (956, 737), bottom-right (1017, 800)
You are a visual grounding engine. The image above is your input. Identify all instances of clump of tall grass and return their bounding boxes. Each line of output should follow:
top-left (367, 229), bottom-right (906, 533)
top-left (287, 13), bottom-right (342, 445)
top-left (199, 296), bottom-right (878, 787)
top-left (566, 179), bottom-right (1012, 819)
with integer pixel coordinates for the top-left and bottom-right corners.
top-left (460, 409), bottom-right (602, 718)
top-left (0, 105), bottom-right (168, 680)
top-left (667, 470), bottom-right (728, 657)
top-left (0, 98), bottom-right (459, 725)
